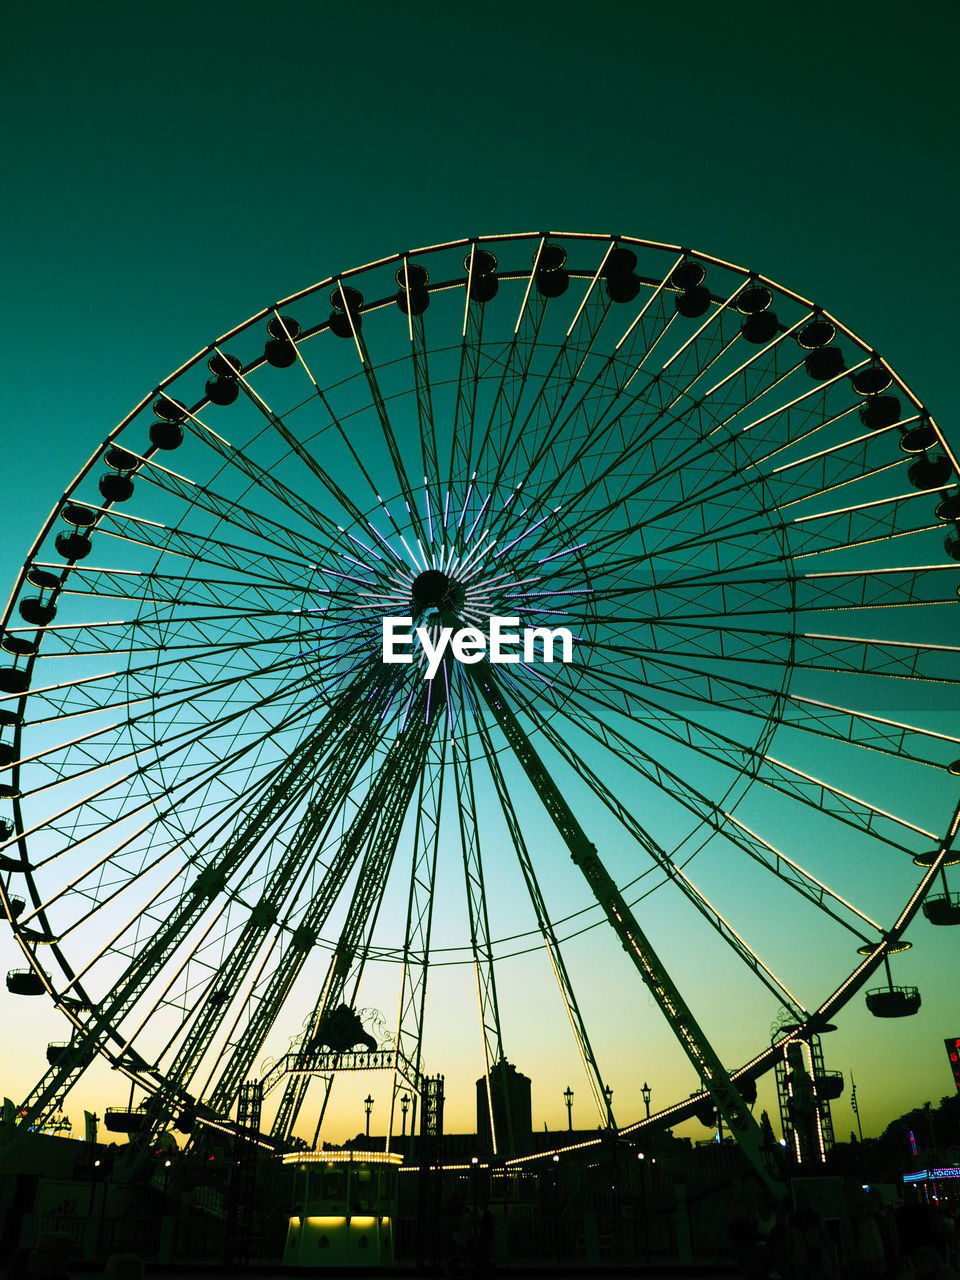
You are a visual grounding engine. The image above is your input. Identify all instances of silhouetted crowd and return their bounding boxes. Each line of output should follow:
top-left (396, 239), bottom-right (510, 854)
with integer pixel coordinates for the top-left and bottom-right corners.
top-left (729, 1176), bottom-right (958, 1280)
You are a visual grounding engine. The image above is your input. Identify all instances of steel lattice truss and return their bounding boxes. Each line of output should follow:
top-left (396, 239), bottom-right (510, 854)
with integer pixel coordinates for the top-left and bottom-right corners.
top-left (1, 233), bottom-right (958, 1171)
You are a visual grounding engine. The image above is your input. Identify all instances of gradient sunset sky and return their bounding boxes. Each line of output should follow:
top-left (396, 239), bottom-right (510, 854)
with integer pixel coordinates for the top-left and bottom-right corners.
top-left (0, 1), bottom-right (957, 1146)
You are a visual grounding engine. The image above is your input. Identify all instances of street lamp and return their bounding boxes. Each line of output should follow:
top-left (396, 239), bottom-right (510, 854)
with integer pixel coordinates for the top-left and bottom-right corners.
top-left (641, 1081), bottom-right (652, 1119)
top-left (364, 1094), bottom-right (374, 1139)
top-left (563, 1086), bottom-right (574, 1131)
top-left (603, 1084), bottom-right (614, 1128)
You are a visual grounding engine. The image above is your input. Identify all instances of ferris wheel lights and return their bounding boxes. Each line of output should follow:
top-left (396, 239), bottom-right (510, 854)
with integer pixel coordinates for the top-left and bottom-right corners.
top-left (737, 285), bottom-right (773, 315)
top-left (900, 422), bottom-right (939, 453)
top-left (103, 446), bottom-right (140, 473)
top-left (913, 848), bottom-right (960, 867)
top-left (796, 316), bottom-right (835, 349)
top-left (1, 636), bottom-right (36, 659)
top-left (852, 365), bottom-right (894, 396)
top-left (670, 261), bottom-right (706, 289)
top-left (856, 938), bottom-right (912, 956)
top-left (152, 396), bottom-right (187, 422)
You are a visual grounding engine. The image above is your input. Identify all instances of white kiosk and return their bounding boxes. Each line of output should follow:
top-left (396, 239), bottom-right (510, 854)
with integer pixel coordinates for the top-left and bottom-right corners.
top-left (282, 1150), bottom-right (403, 1267)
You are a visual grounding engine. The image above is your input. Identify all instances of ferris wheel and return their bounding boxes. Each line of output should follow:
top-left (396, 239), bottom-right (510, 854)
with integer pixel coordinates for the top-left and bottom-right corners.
top-left (1, 232), bottom-right (958, 1175)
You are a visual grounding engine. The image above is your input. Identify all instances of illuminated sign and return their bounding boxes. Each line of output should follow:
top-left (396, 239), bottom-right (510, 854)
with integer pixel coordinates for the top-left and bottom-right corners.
top-left (903, 1167), bottom-right (960, 1183)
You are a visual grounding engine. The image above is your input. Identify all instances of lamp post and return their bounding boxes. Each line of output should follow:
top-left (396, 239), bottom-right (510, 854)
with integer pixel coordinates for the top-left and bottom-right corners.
top-left (603, 1084), bottom-right (614, 1129)
top-left (400, 1093), bottom-right (410, 1138)
top-left (364, 1094), bottom-right (374, 1139)
top-left (563, 1086), bottom-right (574, 1132)
top-left (641, 1081), bottom-right (651, 1120)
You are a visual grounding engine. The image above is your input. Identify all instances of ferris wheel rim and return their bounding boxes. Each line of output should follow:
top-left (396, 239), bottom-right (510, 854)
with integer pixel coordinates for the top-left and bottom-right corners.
top-left (1, 229), bottom-right (957, 1147)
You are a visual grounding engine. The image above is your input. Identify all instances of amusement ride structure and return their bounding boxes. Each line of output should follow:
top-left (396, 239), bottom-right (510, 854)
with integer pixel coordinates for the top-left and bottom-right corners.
top-left (1, 232), bottom-right (958, 1184)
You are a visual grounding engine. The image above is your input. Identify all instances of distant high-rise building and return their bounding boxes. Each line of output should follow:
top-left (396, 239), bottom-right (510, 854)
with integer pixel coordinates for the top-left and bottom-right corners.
top-left (476, 1060), bottom-right (532, 1156)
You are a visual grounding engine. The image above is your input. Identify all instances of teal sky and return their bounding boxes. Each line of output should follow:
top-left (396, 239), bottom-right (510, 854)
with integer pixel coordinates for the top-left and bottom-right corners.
top-left (1, 1), bottom-right (958, 1146)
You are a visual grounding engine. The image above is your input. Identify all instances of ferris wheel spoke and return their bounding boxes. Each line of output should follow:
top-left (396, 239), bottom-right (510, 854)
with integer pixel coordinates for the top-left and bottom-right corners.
top-left (487, 302), bottom-right (817, 561)
top-left (461, 247), bottom-right (559, 497)
top-left (542, 677), bottom-right (883, 940)
top-left (451, 730), bottom-right (515, 1154)
top-left (43, 691), bottom-right (362, 974)
top-left (600, 344), bottom-right (870, 522)
top-left (259, 309), bottom-right (394, 527)
top-left (47, 515), bottom-right (310, 592)
top-left (601, 621), bottom-right (960, 687)
top-left (338, 323), bottom-right (430, 549)
top-left (524, 708), bottom-right (809, 1018)
top-left (296, 721), bottom-right (444, 1147)
top-left (617, 421), bottom-right (917, 555)
top-left (23, 658), bottom-right (383, 916)
top-left (170, 399), bottom-right (344, 544)
top-left (586, 642), bottom-right (959, 770)
top-left (475, 254), bottom-right (647, 538)
top-left (494, 344), bottom-right (883, 573)
top-left (597, 560), bottom-right (960, 618)
top-left (592, 485), bottom-right (942, 590)
top-left (379, 738), bottom-right (446, 1148)
top-left (145, 711), bottom-right (396, 1108)
top-left (404, 288), bottom-right (442, 495)
top-left (448, 248), bottom-right (487, 489)
top-left (52, 566), bottom-right (308, 617)
top-left (204, 683), bottom-right (438, 1111)
top-left (19, 631), bottom-right (324, 743)
top-left (8, 604), bottom-right (309, 656)
top-left (4, 698), bottom-right (364, 1135)
top-left (210, 344), bottom-right (380, 537)
top-left (13, 707), bottom-right (325, 937)
top-left (12, 659), bottom-right (325, 838)
top-left (133, 455), bottom-right (328, 563)
top-left (463, 242), bottom-right (627, 506)
top-left (463, 657), bottom-right (777, 1186)
top-left (470, 704), bottom-right (611, 1127)
top-left (564, 659), bottom-right (935, 852)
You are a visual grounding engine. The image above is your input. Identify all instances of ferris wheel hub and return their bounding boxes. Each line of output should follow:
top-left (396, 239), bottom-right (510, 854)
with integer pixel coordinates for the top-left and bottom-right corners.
top-left (410, 569), bottom-right (457, 611)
